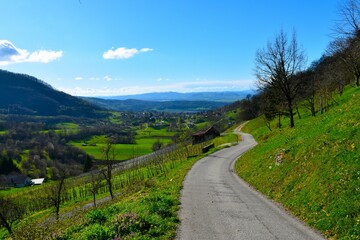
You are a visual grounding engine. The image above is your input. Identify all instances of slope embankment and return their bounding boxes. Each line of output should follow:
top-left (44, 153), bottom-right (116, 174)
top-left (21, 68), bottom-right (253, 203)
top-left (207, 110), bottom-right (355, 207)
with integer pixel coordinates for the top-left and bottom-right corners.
top-left (235, 87), bottom-right (360, 239)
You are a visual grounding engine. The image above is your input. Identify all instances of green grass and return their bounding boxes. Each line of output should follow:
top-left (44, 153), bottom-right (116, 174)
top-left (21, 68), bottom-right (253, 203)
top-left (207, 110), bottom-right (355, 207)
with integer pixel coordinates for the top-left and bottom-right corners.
top-left (195, 122), bottom-right (209, 130)
top-left (71, 127), bottom-right (176, 160)
top-left (235, 87), bottom-right (360, 239)
top-left (71, 138), bottom-right (173, 160)
top-left (72, 139), bottom-right (172, 160)
top-left (213, 133), bottom-right (239, 146)
top-left (0, 185), bottom-right (41, 196)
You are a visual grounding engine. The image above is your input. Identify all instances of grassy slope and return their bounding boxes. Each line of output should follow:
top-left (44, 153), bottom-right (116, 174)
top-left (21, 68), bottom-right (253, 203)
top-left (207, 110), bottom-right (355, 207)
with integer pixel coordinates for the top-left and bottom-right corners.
top-left (235, 87), bottom-right (360, 239)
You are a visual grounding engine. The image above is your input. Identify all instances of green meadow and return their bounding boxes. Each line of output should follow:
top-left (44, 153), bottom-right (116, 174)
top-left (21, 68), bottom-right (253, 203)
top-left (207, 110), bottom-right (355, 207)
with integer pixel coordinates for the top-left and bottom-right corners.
top-left (71, 127), bottom-right (176, 160)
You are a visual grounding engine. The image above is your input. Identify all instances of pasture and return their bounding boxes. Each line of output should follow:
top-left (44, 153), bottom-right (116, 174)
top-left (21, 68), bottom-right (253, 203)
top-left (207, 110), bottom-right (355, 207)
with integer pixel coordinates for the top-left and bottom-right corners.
top-left (70, 127), bottom-right (176, 160)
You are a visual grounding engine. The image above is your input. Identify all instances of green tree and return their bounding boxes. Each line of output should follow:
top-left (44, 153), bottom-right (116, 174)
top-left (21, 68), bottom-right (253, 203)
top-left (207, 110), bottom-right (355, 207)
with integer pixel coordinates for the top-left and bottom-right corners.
top-left (151, 140), bottom-right (163, 152)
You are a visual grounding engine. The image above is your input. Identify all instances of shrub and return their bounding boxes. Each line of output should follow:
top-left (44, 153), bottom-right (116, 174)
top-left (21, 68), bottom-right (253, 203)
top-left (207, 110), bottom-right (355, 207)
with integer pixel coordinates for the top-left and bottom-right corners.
top-left (144, 193), bottom-right (176, 218)
top-left (79, 224), bottom-right (111, 240)
top-left (111, 212), bottom-right (150, 237)
top-left (86, 209), bottom-right (107, 225)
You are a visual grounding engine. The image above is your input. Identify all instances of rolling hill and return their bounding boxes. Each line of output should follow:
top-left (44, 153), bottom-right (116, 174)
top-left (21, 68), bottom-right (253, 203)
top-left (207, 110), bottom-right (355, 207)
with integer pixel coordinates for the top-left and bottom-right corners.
top-left (0, 70), bottom-right (107, 118)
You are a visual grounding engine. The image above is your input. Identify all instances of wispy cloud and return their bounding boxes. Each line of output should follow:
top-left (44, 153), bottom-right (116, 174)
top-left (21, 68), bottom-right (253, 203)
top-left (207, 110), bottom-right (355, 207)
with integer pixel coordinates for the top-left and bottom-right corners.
top-left (73, 76), bottom-right (120, 82)
top-left (103, 75), bottom-right (112, 81)
top-left (103, 47), bottom-right (153, 60)
top-left (157, 77), bottom-right (171, 82)
top-left (0, 40), bottom-right (63, 66)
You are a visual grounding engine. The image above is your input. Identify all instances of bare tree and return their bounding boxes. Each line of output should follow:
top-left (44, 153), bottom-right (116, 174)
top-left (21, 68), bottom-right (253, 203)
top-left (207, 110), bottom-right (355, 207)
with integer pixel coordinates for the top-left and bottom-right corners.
top-left (255, 30), bottom-right (306, 127)
top-left (100, 138), bottom-right (116, 199)
top-left (330, 0), bottom-right (360, 87)
top-left (0, 197), bottom-right (26, 234)
top-left (90, 171), bottom-right (102, 207)
top-left (333, 0), bottom-right (360, 37)
top-left (46, 173), bottom-right (66, 220)
top-left (300, 68), bottom-right (318, 117)
top-left (328, 36), bottom-right (360, 87)
top-left (176, 129), bottom-right (193, 158)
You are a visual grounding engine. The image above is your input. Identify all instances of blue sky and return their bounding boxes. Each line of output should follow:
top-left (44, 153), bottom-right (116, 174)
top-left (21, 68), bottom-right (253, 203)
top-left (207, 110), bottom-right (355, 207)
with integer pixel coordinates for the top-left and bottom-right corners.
top-left (0, 0), bottom-right (340, 96)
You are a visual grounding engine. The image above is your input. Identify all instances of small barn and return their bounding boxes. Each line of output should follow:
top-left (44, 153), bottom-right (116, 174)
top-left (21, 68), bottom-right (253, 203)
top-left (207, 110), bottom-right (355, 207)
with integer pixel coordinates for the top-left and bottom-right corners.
top-left (192, 126), bottom-right (220, 145)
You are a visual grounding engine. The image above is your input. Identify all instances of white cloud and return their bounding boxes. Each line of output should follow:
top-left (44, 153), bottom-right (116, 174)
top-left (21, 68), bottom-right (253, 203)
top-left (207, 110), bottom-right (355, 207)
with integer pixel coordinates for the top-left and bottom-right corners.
top-left (156, 77), bottom-right (170, 82)
top-left (139, 48), bottom-right (153, 53)
top-left (103, 47), bottom-right (153, 60)
top-left (0, 40), bottom-right (63, 65)
top-left (75, 77), bottom-right (83, 81)
top-left (27, 50), bottom-right (63, 63)
top-left (103, 75), bottom-right (112, 81)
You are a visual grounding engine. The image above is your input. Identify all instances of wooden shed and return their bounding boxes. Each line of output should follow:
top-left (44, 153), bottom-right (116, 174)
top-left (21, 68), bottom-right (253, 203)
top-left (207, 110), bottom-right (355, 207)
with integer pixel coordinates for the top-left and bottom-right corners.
top-left (192, 126), bottom-right (220, 145)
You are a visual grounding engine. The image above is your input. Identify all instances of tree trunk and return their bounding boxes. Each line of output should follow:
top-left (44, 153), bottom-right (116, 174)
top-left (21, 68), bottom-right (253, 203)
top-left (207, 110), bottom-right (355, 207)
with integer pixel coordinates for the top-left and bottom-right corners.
top-left (266, 120), bottom-right (272, 131)
top-left (295, 104), bottom-right (301, 119)
top-left (55, 177), bottom-right (65, 220)
top-left (311, 104), bottom-right (316, 117)
top-left (93, 193), bottom-right (96, 207)
top-left (289, 106), bottom-right (295, 128)
top-left (108, 179), bottom-right (114, 199)
top-left (320, 95), bottom-right (323, 114)
top-left (277, 111), bottom-right (282, 128)
top-left (356, 74), bottom-right (360, 87)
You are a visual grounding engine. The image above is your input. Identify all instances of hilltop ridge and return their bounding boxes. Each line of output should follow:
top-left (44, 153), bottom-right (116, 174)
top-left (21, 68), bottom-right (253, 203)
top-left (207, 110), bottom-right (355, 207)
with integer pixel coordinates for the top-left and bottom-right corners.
top-left (0, 70), bottom-right (106, 118)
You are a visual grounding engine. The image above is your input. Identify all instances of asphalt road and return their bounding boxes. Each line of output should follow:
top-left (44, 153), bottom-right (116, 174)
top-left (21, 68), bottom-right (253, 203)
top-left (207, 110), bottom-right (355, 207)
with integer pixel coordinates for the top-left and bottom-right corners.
top-left (176, 128), bottom-right (325, 240)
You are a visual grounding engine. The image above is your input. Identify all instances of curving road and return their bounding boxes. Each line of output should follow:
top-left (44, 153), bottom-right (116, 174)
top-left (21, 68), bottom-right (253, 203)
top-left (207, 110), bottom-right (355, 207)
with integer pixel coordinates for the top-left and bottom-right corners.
top-left (176, 127), bottom-right (325, 240)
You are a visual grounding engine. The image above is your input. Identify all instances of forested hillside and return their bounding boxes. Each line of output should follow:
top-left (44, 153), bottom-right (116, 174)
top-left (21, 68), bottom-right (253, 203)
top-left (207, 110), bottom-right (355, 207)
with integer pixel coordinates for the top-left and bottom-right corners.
top-left (0, 70), bottom-right (107, 118)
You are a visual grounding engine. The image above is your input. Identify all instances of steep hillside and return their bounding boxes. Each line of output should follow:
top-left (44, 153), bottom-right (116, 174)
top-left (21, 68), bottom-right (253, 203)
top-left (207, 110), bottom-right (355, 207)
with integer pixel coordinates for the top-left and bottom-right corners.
top-left (0, 70), bottom-right (106, 118)
top-left (235, 87), bottom-right (360, 239)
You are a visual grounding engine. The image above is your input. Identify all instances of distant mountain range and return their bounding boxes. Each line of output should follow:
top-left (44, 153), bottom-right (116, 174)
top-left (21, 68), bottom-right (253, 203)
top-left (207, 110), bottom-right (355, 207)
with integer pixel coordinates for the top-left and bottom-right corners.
top-left (84, 91), bottom-right (254, 112)
top-left (101, 91), bottom-right (254, 102)
top-left (0, 70), bottom-right (106, 118)
top-left (0, 69), bottom-right (254, 114)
